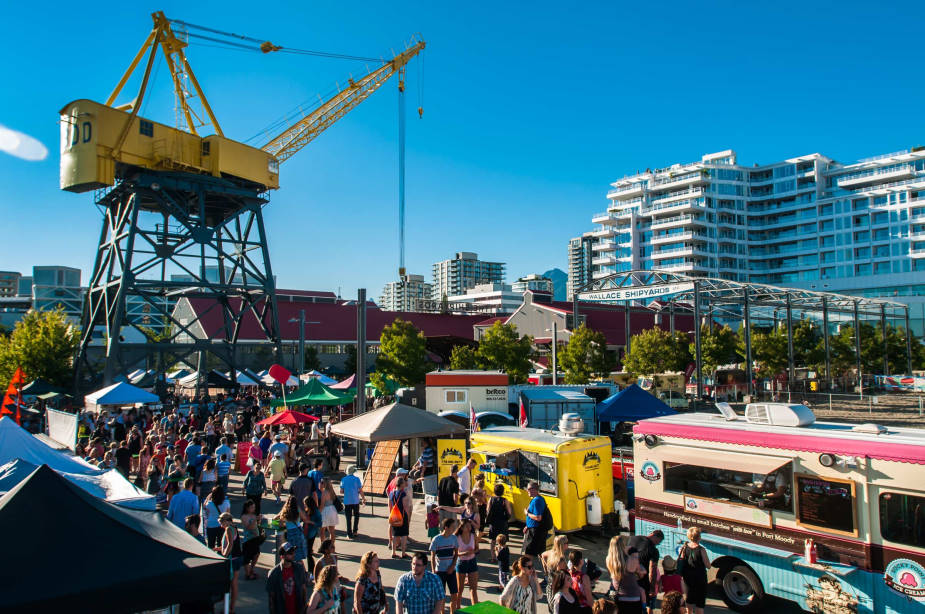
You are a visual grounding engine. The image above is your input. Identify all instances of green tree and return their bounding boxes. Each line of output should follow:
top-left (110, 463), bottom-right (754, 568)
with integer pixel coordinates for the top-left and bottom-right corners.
top-left (476, 321), bottom-right (533, 384)
top-left (0, 308), bottom-right (80, 388)
top-left (623, 328), bottom-right (691, 376)
top-left (559, 324), bottom-right (613, 383)
top-left (343, 344), bottom-right (357, 376)
top-left (750, 326), bottom-right (789, 378)
top-left (690, 324), bottom-right (738, 376)
top-left (792, 320), bottom-right (824, 369)
top-left (449, 345), bottom-right (479, 370)
top-left (371, 318), bottom-right (429, 389)
top-left (303, 346), bottom-right (321, 371)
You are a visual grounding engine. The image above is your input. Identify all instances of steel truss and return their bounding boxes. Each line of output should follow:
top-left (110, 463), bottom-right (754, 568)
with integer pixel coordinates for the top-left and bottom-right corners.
top-left (75, 169), bottom-right (281, 390)
top-left (574, 270), bottom-right (913, 399)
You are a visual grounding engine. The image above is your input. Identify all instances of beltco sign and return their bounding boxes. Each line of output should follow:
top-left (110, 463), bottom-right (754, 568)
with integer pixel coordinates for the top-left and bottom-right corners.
top-left (578, 282), bottom-right (694, 303)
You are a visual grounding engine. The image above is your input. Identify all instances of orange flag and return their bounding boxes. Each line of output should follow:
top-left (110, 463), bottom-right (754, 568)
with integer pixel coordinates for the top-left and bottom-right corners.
top-left (1, 367), bottom-right (27, 425)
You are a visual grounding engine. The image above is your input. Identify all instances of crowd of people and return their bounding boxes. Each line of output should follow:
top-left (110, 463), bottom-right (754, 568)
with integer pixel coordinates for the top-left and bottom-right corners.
top-left (69, 391), bottom-right (711, 614)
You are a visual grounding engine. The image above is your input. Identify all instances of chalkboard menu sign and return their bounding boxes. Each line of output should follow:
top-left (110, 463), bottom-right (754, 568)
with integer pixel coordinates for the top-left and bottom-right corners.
top-left (796, 474), bottom-right (857, 536)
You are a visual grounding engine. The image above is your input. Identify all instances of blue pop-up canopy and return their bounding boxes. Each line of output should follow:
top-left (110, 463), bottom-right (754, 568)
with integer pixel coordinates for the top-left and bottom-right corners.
top-left (596, 384), bottom-right (677, 422)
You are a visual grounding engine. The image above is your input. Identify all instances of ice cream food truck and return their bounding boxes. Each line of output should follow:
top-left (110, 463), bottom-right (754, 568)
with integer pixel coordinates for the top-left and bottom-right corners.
top-left (633, 403), bottom-right (925, 613)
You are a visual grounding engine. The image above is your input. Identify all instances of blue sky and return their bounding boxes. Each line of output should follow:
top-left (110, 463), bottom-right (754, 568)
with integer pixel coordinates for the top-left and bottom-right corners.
top-left (1, 1), bottom-right (923, 298)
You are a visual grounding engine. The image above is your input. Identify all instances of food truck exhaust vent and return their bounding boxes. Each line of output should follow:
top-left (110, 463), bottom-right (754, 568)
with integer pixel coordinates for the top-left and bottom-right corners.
top-left (558, 413), bottom-right (585, 436)
top-left (744, 403), bottom-right (816, 427)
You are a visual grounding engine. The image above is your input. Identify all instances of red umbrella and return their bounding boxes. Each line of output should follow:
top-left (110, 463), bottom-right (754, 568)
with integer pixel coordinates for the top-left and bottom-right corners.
top-left (256, 409), bottom-right (319, 426)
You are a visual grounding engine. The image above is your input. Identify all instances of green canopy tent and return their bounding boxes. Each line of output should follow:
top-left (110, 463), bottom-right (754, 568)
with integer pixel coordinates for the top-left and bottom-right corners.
top-left (271, 377), bottom-right (355, 408)
top-left (366, 378), bottom-right (399, 397)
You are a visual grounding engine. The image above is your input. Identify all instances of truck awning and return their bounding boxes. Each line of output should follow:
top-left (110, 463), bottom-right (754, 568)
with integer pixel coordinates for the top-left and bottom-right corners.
top-left (658, 446), bottom-right (790, 475)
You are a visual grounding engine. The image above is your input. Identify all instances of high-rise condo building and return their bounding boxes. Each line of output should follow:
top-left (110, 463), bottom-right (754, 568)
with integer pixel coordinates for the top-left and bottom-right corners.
top-left (570, 148), bottom-right (925, 332)
top-left (431, 252), bottom-right (505, 302)
top-left (380, 274), bottom-right (433, 312)
top-left (566, 235), bottom-right (594, 300)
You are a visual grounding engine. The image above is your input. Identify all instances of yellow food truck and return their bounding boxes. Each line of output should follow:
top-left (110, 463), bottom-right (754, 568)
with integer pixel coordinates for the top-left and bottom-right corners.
top-left (468, 418), bottom-right (614, 533)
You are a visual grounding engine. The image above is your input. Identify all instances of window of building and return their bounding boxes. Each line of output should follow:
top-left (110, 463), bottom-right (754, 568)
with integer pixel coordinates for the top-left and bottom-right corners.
top-left (874, 262), bottom-right (890, 275)
top-left (881, 491), bottom-right (925, 547)
top-left (796, 474), bottom-right (857, 536)
top-left (664, 460), bottom-right (793, 512)
top-left (856, 263), bottom-right (872, 275)
top-left (873, 244), bottom-right (890, 258)
top-left (445, 389), bottom-right (467, 404)
top-left (139, 120), bottom-right (154, 137)
top-left (855, 247), bottom-right (871, 259)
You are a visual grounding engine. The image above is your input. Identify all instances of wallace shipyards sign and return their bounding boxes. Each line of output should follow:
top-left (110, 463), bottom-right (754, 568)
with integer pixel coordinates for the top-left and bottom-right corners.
top-left (578, 282), bottom-right (694, 302)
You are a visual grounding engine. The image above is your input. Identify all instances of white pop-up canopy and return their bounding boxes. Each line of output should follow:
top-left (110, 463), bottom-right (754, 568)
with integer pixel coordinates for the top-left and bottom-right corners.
top-left (0, 416), bottom-right (100, 474)
top-left (85, 382), bottom-right (160, 406)
top-left (0, 459), bottom-right (155, 510)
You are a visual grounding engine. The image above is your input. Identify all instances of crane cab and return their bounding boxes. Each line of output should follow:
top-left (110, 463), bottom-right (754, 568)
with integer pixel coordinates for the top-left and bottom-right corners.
top-left (59, 99), bottom-right (280, 193)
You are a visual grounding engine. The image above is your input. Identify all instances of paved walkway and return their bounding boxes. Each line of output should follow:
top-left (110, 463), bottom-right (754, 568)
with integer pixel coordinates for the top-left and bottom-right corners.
top-left (223, 469), bottom-right (799, 613)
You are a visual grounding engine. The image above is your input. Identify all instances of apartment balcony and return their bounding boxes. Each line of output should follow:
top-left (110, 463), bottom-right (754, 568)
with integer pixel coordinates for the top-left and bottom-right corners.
top-left (910, 248), bottom-right (925, 258)
top-left (649, 187), bottom-right (704, 205)
top-left (649, 214), bottom-right (707, 229)
top-left (648, 172), bottom-right (708, 193)
top-left (606, 183), bottom-right (645, 200)
top-left (909, 231), bottom-right (925, 242)
top-left (651, 231), bottom-right (695, 245)
top-left (592, 240), bottom-right (618, 252)
top-left (838, 165), bottom-right (917, 189)
top-left (645, 198), bottom-right (705, 216)
top-left (592, 211), bottom-right (617, 225)
top-left (656, 261), bottom-right (699, 272)
top-left (589, 227), bottom-right (617, 238)
top-left (592, 255), bottom-right (617, 266)
top-left (650, 246), bottom-right (709, 259)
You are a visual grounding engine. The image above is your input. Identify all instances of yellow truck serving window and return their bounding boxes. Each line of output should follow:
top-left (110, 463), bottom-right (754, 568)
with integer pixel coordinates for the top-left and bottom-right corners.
top-left (519, 451), bottom-right (557, 496)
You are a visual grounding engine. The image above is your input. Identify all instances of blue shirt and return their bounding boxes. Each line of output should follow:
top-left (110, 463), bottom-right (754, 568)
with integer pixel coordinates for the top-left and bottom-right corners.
top-left (340, 474), bottom-right (362, 505)
top-left (307, 469), bottom-right (325, 495)
top-left (166, 489), bottom-right (199, 527)
top-left (526, 495), bottom-right (546, 529)
top-left (185, 444), bottom-right (202, 462)
top-left (214, 444), bottom-right (233, 461)
top-left (268, 442), bottom-right (289, 459)
top-left (395, 571), bottom-right (445, 614)
top-left (258, 438), bottom-right (272, 456)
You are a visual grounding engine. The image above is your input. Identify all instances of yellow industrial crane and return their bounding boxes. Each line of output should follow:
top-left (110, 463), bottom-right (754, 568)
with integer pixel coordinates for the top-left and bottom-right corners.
top-left (59, 11), bottom-right (425, 194)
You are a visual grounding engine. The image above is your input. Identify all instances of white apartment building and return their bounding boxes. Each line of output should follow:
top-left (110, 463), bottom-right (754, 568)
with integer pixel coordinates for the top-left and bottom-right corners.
top-left (379, 274), bottom-right (433, 312)
top-left (512, 273), bottom-right (554, 295)
top-left (431, 251), bottom-right (505, 301)
top-left (446, 282), bottom-right (523, 315)
top-left (570, 148), bottom-right (925, 333)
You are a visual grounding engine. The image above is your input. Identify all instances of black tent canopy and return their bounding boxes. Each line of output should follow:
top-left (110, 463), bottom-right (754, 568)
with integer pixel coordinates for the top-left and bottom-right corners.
top-left (0, 464), bottom-right (229, 613)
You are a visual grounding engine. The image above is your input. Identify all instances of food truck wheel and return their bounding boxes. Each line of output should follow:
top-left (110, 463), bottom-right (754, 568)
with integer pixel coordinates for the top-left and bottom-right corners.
top-left (719, 564), bottom-right (764, 612)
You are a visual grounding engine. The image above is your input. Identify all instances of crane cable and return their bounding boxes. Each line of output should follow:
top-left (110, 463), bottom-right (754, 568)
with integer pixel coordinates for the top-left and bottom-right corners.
top-left (169, 18), bottom-right (382, 62)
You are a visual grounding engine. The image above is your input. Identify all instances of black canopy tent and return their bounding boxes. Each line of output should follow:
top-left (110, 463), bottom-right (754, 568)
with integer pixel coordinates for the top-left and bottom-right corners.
top-left (0, 465), bottom-right (230, 613)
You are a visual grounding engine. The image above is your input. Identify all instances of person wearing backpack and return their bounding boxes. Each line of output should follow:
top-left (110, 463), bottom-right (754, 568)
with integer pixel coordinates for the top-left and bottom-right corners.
top-left (521, 481), bottom-right (550, 571)
top-left (486, 483), bottom-right (513, 563)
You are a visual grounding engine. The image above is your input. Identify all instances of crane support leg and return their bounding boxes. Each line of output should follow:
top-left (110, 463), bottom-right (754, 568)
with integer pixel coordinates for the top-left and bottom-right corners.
top-left (74, 170), bottom-right (282, 392)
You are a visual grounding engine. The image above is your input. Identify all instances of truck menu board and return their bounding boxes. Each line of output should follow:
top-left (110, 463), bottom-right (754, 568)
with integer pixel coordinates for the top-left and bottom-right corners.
top-left (796, 474), bottom-right (857, 536)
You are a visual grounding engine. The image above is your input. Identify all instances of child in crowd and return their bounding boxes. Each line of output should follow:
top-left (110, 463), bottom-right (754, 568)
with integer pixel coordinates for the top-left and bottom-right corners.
top-left (658, 555), bottom-right (684, 595)
top-left (496, 533), bottom-right (510, 591)
top-left (591, 598), bottom-right (617, 614)
top-left (659, 591), bottom-right (685, 614)
top-left (426, 503), bottom-right (440, 539)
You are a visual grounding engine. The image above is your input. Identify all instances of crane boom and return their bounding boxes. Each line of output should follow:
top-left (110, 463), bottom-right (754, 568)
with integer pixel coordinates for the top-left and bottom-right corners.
top-left (262, 39), bottom-right (425, 163)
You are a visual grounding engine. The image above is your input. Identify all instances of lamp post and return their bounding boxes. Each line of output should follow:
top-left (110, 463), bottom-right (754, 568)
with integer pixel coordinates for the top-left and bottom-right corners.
top-left (288, 309), bottom-right (320, 376)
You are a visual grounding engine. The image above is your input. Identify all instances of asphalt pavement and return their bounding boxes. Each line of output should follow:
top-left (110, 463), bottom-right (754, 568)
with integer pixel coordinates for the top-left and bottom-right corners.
top-left (222, 468), bottom-right (803, 614)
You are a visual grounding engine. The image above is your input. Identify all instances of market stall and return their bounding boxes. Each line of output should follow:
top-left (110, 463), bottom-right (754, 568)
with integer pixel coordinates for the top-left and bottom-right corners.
top-left (0, 465), bottom-right (229, 612)
top-left (84, 381), bottom-right (160, 407)
top-left (271, 377), bottom-right (355, 408)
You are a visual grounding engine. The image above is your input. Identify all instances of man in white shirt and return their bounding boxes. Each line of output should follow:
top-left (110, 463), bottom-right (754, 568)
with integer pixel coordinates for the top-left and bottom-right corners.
top-left (457, 458), bottom-right (477, 498)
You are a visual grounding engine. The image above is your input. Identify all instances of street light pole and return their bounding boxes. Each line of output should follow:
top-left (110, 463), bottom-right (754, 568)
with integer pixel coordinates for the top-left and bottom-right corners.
top-left (288, 310), bottom-right (319, 376)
